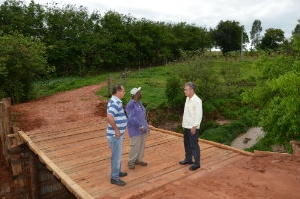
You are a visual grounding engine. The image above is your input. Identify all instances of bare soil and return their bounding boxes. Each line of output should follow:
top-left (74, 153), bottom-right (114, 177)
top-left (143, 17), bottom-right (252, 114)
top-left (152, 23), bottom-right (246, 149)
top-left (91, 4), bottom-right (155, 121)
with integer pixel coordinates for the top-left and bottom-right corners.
top-left (1, 83), bottom-right (300, 199)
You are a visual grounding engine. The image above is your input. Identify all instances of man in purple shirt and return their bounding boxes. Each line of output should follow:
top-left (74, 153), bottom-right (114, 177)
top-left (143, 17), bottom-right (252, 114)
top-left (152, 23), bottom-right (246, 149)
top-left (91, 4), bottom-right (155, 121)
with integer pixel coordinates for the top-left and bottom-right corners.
top-left (125, 87), bottom-right (150, 169)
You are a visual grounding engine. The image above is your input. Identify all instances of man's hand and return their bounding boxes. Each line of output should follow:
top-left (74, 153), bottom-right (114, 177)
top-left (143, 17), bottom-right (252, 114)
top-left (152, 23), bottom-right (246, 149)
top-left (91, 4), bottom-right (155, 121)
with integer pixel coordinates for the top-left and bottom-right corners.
top-left (115, 129), bottom-right (121, 138)
top-left (141, 126), bottom-right (146, 133)
top-left (190, 126), bottom-right (196, 135)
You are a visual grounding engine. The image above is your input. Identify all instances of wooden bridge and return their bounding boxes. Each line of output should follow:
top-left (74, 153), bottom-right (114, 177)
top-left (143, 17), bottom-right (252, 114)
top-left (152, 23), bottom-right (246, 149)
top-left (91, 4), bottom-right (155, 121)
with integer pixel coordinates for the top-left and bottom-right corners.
top-left (19, 120), bottom-right (252, 198)
top-left (1, 98), bottom-right (253, 198)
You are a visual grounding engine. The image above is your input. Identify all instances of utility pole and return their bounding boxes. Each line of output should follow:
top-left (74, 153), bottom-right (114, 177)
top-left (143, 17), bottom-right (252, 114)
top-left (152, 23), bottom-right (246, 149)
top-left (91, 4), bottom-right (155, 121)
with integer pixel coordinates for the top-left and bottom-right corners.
top-left (241, 26), bottom-right (244, 60)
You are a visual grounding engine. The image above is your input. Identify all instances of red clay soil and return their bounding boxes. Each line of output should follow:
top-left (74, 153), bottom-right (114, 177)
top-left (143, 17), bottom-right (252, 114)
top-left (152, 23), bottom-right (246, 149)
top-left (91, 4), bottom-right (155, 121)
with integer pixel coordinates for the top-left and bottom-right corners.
top-left (1, 83), bottom-right (300, 199)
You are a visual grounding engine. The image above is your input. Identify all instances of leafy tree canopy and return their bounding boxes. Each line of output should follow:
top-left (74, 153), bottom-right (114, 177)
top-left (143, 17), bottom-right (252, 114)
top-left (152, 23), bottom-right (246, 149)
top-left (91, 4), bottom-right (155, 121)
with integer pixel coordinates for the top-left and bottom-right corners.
top-left (213, 20), bottom-right (249, 55)
top-left (259, 28), bottom-right (285, 51)
top-left (0, 31), bottom-right (47, 103)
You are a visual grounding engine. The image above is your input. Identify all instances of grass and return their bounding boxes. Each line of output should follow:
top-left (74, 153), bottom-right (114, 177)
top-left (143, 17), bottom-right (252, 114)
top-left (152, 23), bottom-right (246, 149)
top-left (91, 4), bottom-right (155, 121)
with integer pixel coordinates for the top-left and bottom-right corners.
top-left (96, 66), bottom-right (170, 110)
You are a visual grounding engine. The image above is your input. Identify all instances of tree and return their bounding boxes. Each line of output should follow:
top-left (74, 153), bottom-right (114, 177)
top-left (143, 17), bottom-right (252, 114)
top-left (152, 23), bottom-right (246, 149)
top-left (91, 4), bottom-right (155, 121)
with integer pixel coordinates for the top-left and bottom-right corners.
top-left (0, 0), bottom-right (26, 34)
top-left (250, 19), bottom-right (262, 50)
top-left (100, 11), bottom-right (138, 70)
top-left (44, 3), bottom-right (94, 75)
top-left (260, 28), bottom-right (285, 51)
top-left (291, 20), bottom-right (300, 54)
top-left (0, 0), bottom-right (45, 37)
top-left (242, 32), bottom-right (300, 152)
top-left (24, 0), bottom-right (46, 38)
top-left (292, 20), bottom-right (300, 36)
top-left (213, 20), bottom-right (249, 56)
top-left (172, 23), bottom-right (213, 55)
top-left (0, 32), bottom-right (47, 103)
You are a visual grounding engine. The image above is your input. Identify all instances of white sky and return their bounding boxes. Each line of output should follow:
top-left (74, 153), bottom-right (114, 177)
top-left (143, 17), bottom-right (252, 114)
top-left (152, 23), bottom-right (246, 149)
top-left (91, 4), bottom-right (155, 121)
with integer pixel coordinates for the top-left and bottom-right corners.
top-left (21, 0), bottom-right (300, 39)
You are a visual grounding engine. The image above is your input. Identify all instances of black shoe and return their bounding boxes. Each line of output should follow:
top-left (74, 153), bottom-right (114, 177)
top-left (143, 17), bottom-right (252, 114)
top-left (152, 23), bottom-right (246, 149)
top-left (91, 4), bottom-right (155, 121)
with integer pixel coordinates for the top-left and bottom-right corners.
top-left (179, 160), bottom-right (193, 165)
top-left (189, 164), bottom-right (200, 171)
top-left (111, 178), bottom-right (126, 186)
top-left (119, 172), bottom-right (127, 177)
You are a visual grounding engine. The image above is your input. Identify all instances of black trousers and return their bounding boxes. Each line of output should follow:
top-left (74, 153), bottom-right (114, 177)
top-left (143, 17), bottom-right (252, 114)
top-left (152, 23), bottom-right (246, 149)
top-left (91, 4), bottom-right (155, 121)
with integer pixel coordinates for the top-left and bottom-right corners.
top-left (183, 128), bottom-right (200, 166)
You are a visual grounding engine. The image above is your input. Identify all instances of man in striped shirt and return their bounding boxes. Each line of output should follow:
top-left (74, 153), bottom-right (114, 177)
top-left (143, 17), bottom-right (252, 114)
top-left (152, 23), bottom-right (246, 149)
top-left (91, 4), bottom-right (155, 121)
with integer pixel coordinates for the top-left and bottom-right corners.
top-left (107, 84), bottom-right (128, 186)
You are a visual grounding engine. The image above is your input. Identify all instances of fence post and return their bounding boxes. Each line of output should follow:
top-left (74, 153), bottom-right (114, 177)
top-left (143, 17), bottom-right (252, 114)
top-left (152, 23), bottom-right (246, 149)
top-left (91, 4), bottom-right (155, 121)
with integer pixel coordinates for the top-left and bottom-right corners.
top-left (120, 72), bottom-right (122, 85)
top-left (124, 68), bottom-right (127, 85)
top-left (0, 98), bottom-right (12, 167)
top-left (108, 73), bottom-right (111, 96)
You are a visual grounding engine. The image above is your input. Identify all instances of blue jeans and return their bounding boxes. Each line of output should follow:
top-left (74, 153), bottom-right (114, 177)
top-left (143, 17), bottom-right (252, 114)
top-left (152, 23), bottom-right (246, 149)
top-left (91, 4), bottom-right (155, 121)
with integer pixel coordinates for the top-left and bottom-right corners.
top-left (107, 134), bottom-right (124, 180)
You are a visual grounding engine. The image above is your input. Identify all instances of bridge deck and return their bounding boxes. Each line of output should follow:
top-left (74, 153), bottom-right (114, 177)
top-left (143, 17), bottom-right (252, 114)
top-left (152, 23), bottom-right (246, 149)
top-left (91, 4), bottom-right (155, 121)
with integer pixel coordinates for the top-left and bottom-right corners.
top-left (18, 118), bottom-right (252, 199)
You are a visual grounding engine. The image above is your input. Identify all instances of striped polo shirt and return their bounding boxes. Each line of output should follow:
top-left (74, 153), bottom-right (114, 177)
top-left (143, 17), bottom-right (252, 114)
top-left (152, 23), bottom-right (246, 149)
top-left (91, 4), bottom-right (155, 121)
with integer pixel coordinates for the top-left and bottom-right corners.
top-left (106, 95), bottom-right (127, 137)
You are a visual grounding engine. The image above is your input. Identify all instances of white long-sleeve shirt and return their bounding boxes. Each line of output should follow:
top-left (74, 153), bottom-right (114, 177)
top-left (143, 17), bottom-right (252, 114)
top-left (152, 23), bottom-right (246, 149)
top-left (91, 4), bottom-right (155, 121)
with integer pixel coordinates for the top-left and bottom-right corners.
top-left (182, 94), bottom-right (203, 129)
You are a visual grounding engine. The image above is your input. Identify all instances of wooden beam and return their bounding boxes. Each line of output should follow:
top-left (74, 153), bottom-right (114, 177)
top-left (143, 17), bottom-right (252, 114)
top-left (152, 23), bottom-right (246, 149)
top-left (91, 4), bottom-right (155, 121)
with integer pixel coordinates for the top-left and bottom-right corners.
top-left (150, 125), bottom-right (254, 156)
top-left (0, 98), bottom-right (12, 167)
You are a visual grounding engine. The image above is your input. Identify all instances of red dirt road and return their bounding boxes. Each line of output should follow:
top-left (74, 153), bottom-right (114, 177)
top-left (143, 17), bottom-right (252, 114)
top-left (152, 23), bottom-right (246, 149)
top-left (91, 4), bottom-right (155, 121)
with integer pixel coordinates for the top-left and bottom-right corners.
top-left (1, 83), bottom-right (300, 199)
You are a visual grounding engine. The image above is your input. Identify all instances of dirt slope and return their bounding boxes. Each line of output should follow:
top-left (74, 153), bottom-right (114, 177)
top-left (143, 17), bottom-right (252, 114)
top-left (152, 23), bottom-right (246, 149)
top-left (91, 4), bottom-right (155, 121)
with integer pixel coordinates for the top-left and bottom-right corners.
top-left (1, 83), bottom-right (300, 199)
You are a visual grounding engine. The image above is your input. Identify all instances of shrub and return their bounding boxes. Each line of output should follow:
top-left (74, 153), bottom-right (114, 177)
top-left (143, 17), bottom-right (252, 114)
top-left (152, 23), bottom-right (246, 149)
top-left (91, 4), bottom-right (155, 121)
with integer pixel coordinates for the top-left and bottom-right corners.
top-left (165, 76), bottom-right (185, 107)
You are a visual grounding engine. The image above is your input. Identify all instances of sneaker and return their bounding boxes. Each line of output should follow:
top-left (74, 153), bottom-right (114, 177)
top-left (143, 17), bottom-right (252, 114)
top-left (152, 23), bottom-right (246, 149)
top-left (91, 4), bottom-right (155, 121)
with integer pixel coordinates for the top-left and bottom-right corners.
top-left (110, 178), bottom-right (126, 186)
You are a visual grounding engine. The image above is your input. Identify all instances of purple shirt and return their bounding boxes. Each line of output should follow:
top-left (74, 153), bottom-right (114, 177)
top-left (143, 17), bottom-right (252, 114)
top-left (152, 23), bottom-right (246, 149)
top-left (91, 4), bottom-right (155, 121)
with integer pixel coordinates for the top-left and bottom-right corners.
top-left (125, 99), bottom-right (149, 138)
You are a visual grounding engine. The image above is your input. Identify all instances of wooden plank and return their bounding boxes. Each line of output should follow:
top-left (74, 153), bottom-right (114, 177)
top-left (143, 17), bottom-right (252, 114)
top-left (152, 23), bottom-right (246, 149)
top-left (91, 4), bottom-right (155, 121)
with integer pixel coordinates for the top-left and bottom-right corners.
top-left (41, 139), bottom-right (107, 156)
top-left (28, 128), bottom-right (103, 144)
top-left (26, 119), bottom-right (106, 136)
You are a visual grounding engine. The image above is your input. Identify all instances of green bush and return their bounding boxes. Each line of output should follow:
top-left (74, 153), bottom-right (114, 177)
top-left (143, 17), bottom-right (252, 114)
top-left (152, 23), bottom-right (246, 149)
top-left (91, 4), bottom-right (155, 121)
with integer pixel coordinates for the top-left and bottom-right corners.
top-left (165, 76), bottom-right (184, 107)
top-left (201, 127), bottom-right (229, 144)
top-left (245, 137), bottom-right (272, 152)
top-left (237, 106), bottom-right (259, 127)
top-left (201, 120), bottom-right (247, 146)
top-left (0, 32), bottom-right (47, 103)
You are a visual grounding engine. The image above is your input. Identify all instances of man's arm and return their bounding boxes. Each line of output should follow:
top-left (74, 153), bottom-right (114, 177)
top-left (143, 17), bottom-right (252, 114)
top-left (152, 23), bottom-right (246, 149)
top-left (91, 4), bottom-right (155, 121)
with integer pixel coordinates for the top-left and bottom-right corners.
top-left (191, 99), bottom-right (203, 135)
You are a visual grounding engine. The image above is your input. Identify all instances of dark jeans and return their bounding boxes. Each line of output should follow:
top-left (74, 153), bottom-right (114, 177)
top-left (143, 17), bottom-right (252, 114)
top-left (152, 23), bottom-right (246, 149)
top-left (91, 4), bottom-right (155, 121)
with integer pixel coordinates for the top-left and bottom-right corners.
top-left (183, 128), bottom-right (200, 166)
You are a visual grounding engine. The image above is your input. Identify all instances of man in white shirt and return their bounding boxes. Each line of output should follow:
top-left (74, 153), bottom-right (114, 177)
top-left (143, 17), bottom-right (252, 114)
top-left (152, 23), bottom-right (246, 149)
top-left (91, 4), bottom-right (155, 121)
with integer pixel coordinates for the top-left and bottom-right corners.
top-left (179, 82), bottom-right (203, 171)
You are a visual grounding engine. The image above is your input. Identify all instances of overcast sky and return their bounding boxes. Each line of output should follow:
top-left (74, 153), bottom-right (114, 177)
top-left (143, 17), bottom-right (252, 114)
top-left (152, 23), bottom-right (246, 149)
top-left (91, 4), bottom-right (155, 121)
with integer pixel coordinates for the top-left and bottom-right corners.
top-left (22, 0), bottom-right (300, 38)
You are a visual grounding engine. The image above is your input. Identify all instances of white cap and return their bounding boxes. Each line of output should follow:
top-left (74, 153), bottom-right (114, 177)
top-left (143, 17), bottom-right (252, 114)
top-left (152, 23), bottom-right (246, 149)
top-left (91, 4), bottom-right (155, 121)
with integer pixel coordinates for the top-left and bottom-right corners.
top-left (130, 87), bottom-right (141, 96)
